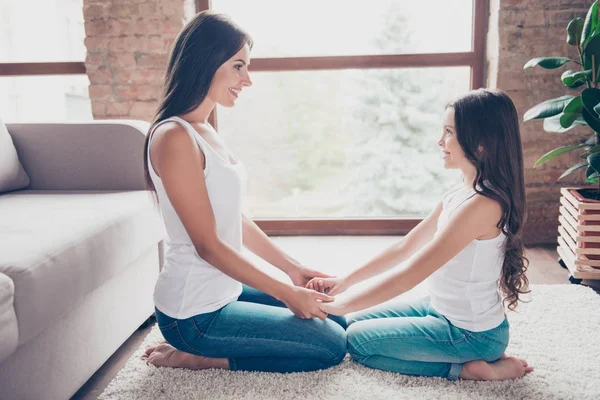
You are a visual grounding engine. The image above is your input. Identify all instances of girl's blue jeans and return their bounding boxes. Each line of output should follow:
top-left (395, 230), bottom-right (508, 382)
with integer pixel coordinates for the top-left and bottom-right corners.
top-left (155, 284), bottom-right (347, 373)
top-left (346, 296), bottom-right (509, 380)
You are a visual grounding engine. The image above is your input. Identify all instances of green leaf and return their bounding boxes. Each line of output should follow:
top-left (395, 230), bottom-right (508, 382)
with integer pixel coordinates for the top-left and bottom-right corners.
top-left (560, 112), bottom-right (583, 128)
top-left (582, 88), bottom-right (600, 115)
top-left (582, 1), bottom-right (599, 45)
top-left (567, 18), bottom-right (585, 46)
top-left (594, 103), bottom-right (600, 115)
top-left (523, 57), bottom-right (571, 69)
top-left (544, 113), bottom-right (586, 132)
top-left (560, 96), bottom-right (584, 128)
top-left (583, 35), bottom-right (600, 71)
top-left (581, 144), bottom-right (600, 158)
top-left (586, 172), bottom-right (600, 183)
top-left (564, 96), bottom-right (583, 113)
top-left (583, 108), bottom-right (600, 133)
top-left (561, 69), bottom-right (592, 87)
top-left (583, 144), bottom-right (600, 157)
top-left (534, 144), bottom-right (588, 167)
top-left (524, 95), bottom-right (575, 121)
top-left (589, 152), bottom-right (600, 174)
top-left (586, 165), bottom-right (600, 181)
top-left (559, 161), bottom-right (589, 180)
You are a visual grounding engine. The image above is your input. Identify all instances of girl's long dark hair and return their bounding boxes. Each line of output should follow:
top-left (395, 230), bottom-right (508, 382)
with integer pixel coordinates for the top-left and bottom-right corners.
top-left (449, 88), bottom-right (530, 311)
top-left (143, 11), bottom-right (252, 196)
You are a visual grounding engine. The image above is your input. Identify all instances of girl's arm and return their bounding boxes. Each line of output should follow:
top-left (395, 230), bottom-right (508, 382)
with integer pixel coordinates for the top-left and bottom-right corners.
top-left (343, 202), bottom-right (443, 287)
top-left (150, 123), bottom-right (332, 319)
top-left (242, 214), bottom-right (331, 286)
top-left (320, 195), bottom-right (502, 315)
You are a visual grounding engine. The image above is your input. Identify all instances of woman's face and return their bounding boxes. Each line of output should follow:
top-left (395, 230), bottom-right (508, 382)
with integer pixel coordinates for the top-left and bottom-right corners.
top-left (208, 43), bottom-right (252, 107)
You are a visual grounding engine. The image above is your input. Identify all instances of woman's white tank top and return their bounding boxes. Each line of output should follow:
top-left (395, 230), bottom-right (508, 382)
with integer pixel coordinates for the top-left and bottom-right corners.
top-left (147, 116), bottom-right (245, 319)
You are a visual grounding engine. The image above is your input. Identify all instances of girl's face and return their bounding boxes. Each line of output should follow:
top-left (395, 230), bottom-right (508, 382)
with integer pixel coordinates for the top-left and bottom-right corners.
top-left (208, 43), bottom-right (252, 107)
top-left (438, 107), bottom-right (469, 170)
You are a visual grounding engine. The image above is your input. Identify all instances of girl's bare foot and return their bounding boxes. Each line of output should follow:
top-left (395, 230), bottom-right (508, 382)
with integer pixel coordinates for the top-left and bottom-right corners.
top-left (141, 342), bottom-right (229, 370)
top-left (500, 353), bottom-right (530, 368)
top-left (460, 356), bottom-right (533, 380)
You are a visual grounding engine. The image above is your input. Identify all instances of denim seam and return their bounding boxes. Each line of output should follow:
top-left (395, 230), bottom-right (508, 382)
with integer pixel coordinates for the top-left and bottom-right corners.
top-left (158, 321), bottom-right (178, 331)
top-left (201, 333), bottom-right (341, 362)
top-left (190, 318), bottom-right (205, 338)
top-left (190, 311), bottom-right (220, 339)
top-left (175, 322), bottom-right (205, 355)
top-left (448, 362), bottom-right (463, 380)
top-left (475, 334), bottom-right (508, 347)
top-left (351, 334), bottom-right (465, 359)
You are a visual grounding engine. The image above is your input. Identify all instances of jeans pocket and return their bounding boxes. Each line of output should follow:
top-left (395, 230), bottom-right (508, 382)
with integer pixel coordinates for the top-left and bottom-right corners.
top-left (190, 310), bottom-right (220, 339)
top-left (158, 320), bottom-right (178, 334)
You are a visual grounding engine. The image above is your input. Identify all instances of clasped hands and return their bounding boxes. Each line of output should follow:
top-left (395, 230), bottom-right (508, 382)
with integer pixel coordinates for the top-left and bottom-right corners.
top-left (284, 266), bottom-right (349, 320)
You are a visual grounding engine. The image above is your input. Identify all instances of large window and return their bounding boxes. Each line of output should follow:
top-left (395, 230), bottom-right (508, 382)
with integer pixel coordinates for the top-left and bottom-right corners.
top-left (198, 0), bottom-right (486, 233)
top-left (0, 0), bottom-right (92, 122)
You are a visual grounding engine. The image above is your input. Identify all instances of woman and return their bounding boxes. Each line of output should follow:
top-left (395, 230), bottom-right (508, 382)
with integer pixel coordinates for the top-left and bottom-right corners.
top-left (141, 11), bottom-right (346, 373)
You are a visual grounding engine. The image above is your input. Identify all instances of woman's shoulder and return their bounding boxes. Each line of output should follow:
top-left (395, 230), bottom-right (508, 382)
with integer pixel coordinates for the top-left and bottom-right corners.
top-left (151, 122), bottom-right (196, 149)
top-left (149, 121), bottom-right (205, 170)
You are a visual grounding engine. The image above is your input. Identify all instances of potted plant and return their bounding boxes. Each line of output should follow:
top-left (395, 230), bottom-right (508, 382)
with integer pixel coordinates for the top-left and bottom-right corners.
top-left (524, 0), bottom-right (600, 283)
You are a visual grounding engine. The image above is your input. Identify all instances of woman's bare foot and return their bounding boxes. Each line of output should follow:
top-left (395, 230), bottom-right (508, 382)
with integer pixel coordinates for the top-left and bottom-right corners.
top-left (141, 342), bottom-right (229, 370)
top-left (141, 340), bottom-right (168, 361)
top-left (460, 356), bottom-right (533, 381)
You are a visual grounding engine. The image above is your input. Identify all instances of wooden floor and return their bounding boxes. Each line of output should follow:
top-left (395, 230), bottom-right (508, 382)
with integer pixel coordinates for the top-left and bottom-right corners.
top-left (70, 239), bottom-right (599, 400)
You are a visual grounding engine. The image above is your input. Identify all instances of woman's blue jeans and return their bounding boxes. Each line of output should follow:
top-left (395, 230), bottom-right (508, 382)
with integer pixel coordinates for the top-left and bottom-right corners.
top-left (346, 296), bottom-right (509, 380)
top-left (155, 285), bottom-right (347, 373)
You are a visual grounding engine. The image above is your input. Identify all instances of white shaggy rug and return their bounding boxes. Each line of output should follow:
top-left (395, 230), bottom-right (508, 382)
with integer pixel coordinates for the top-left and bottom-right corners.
top-left (100, 285), bottom-right (600, 400)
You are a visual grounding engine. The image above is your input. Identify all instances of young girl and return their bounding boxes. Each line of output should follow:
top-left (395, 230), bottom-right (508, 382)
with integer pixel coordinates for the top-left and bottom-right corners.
top-left (309, 89), bottom-right (534, 381)
top-left (141, 11), bottom-right (347, 373)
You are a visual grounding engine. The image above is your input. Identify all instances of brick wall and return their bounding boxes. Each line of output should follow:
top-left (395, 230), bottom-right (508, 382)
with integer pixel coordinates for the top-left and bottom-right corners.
top-left (490, 0), bottom-right (592, 244)
top-left (83, 0), bottom-right (194, 120)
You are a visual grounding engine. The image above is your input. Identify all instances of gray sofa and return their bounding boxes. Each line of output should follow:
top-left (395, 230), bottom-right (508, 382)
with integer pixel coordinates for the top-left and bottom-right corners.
top-left (0, 120), bottom-right (165, 400)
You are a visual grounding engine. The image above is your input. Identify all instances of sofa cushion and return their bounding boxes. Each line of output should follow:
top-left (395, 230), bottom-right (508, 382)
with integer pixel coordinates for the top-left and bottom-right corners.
top-left (0, 190), bottom-right (165, 346)
top-left (0, 273), bottom-right (18, 363)
top-left (0, 116), bottom-right (30, 194)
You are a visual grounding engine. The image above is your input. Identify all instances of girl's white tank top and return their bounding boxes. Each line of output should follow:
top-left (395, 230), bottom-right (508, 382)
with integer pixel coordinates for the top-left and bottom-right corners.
top-left (429, 185), bottom-right (507, 332)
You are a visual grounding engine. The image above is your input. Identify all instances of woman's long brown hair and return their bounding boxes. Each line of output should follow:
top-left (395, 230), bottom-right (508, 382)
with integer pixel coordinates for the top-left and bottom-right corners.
top-left (143, 11), bottom-right (252, 200)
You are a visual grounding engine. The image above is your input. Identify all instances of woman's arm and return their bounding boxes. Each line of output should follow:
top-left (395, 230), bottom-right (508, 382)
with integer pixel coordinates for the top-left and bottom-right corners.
top-left (241, 215), bottom-right (331, 286)
top-left (342, 202), bottom-right (443, 287)
top-left (150, 123), bottom-right (331, 319)
top-left (320, 195), bottom-right (502, 315)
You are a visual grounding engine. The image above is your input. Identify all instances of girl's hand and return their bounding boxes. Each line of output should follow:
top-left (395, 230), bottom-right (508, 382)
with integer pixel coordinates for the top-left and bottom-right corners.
top-left (317, 299), bottom-right (349, 316)
top-left (288, 266), bottom-right (332, 287)
top-left (306, 276), bottom-right (350, 296)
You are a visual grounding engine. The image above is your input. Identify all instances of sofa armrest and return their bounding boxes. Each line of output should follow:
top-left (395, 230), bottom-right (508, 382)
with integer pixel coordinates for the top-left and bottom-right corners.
top-left (0, 273), bottom-right (18, 364)
top-left (6, 120), bottom-right (151, 190)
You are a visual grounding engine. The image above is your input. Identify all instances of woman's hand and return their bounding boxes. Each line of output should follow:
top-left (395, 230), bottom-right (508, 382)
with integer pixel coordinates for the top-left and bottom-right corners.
top-left (288, 265), bottom-right (332, 287)
top-left (281, 286), bottom-right (334, 320)
top-left (317, 298), bottom-right (349, 316)
top-left (306, 276), bottom-right (350, 296)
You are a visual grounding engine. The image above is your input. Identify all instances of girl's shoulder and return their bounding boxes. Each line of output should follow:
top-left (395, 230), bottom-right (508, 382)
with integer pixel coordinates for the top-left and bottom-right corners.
top-left (442, 184), bottom-right (474, 206)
